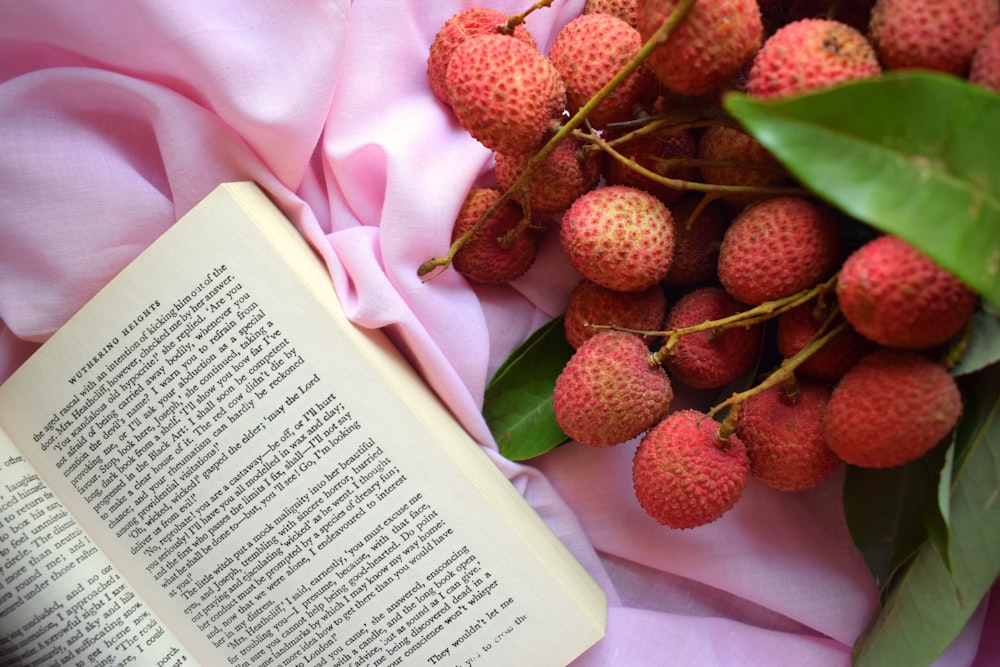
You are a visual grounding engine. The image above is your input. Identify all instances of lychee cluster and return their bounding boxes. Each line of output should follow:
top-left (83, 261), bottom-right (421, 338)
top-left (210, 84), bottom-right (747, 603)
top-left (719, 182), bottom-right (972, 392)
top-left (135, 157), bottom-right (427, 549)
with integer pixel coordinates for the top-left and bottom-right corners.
top-left (424, 1), bottom-right (985, 530)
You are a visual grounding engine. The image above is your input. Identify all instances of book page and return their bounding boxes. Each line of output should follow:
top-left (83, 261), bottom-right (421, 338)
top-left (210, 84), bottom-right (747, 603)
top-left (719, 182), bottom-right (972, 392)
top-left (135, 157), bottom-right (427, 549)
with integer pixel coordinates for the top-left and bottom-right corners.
top-left (0, 182), bottom-right (605, 666)
top-left (0, 430), bottom-right (194, 666)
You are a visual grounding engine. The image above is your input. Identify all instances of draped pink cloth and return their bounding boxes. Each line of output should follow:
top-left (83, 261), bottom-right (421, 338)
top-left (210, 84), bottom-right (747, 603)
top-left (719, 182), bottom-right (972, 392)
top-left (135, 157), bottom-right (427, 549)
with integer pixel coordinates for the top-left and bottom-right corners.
top-left (0, 1), bottom-right (994, 664)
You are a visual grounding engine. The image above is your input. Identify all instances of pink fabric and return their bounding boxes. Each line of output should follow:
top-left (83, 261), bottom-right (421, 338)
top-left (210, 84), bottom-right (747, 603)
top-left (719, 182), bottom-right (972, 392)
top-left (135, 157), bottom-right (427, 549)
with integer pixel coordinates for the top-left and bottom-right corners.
top-left (0, 1), bottom-right (993, 664)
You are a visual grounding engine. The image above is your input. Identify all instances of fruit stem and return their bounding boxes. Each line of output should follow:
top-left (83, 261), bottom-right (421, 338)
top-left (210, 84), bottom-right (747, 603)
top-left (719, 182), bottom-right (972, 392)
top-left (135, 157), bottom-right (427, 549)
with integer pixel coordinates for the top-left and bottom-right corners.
top-left (419, 0), bottom-right (699, 280)
top-left (502, 0), bottom-right (556, 33)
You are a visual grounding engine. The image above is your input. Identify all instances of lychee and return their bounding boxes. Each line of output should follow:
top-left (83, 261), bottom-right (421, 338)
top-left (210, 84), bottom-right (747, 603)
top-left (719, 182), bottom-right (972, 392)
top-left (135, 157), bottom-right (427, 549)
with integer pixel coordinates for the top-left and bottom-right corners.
top-left (836, 235), bottom-right (979, 350)
top-left (868, 0), bottom-right (1000, 76)
top-left (717, 196), bottom-right (841, 305)
top-left (823, 348), bottom-right (962, 468)
top-left (775, 298), bottom-right (875, 382)
top-left (585, 0), bottom-right (639, 28)
top-left (632, 409), bottom-right (749, 529)
top-left (560, 185), bottom-right (676, 292)
top-left (737, 380), bottom-right (841, 492)
top-left (563, 279), bottom-right (668, 349)
top-left (603, 127), bottom-right (699, 205)
top-left (446, 33), bottom-right (566, 156)
top-left (746, 18), bottom-right (881, 99)
top-left (662, 194), bottom-right (731, 287)
top-left (662, 286), bottom-right (763, 389)
top-left (971, 25), bottom-right (1000, 92)
top-left (494, 136), bottom-right (603, 215)
top-left (637, 0), bottom-right (763, 96)
top-left (696, 124), bottom-right (790, 206)
top-left (548, 13), bottom-right (657, 128)
top-left (427, 8), bottom-right (537, 107)
top-left (553, 330), bottom-right (673, 447)
top-left (451, 188), bottom-right (539, 284)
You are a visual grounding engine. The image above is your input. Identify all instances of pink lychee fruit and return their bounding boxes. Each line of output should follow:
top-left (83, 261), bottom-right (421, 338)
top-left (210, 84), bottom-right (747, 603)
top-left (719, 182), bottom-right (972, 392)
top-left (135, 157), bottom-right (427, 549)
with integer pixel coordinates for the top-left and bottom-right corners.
top-left (632, 409), bottom-right (749, 529)
top-left (696, 124), bottom-right (790, 207)
top-left (603, 127), bottom-right (699, 205)
top-left (585, 0), bottom-right (639, 28)
top-left (553, 330), bottom-right (673, 447)
top-left (737, 380), bottom-right (841, 492)
top-left (451, 188), bottom-right (539, 284)
top-left (662, 286), bottom-right (763, 389)
top-left (868, 0), bottom-right (1000, 76)
top-left (560, 185), bottom-right (676, 292)
top-left (775, 298), bottom-right (876, 382)
top-left (836, 235), bottom-right (979, 350)
top-left (637, 0), bottom-right (763, 96)
top-left (495, 136), bottom-right (603, 215)
top-left (717, 196), bottom-right (842, 305)
top-left (746, 18), bottom-right (881, 99)
top-left (427, 8), bottom-right (537, 107)
top-left (446, 33), bottom-right (566, 156)
top-left (823, 348), bottom-right (962, 468)
top-left (563, 279), bottom-right (668, 349)
top-left (971, 25), bottom-right (1000, 92)
top-left (548, 13), bottom-right (657, 128)
top-left (662, 194), bottom-right (731, 287)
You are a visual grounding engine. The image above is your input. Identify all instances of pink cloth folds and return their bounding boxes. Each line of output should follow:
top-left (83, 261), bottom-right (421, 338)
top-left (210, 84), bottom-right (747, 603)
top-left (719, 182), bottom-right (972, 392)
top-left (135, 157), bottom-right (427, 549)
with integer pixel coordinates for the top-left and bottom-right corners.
top-left (0, 1), bottom-right (993, 664)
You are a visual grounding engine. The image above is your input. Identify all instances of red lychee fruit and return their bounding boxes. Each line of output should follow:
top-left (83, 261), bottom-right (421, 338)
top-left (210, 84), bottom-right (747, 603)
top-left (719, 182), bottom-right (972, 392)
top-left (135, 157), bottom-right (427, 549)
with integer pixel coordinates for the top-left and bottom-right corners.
top-left (823, 348), bottom-right (962, 468)
top-left (836, 235), bottom-right (979, 350)
top-left (494, 136), bottom-right (603, 215)
top-left (446, 34), bottom-right (566, 156)
top-left (868, 0), bottom-right (1000, 76)
top-left (737, 380), bottom-right (841, 492)
top-left (696, 124), bottom-right (790, 207)
top-left (548, 13), bottom-right (657, 129)
top-left (427, 8), bottom-right (537, 107)
top-left (553, 330), bottom-right (673, 447)
top-left (451, 188), bottom-right (539, 284)
top-left (563, 279), bottom-right (668, 349)
top-left (662, 287), bottom-right (763, 389)
top-left (603, 128), bottom-right (699, 205)
top-left (632, 409), bottom-right (749, 529)
top-left (717, 196), bottom-right (841, 305)
top-left (560, 185), bottom-right (676, 292)
top-left (971, 25), bottom-right (1000, 92)
top-left (637, 0), bottom-right (763, 96)
top-left (746, 18), bottom-right (881, 99)
top-left (585, 0), bottom-right (639, 28)
top-left (775, 298), bottom-right (876, 382)
top-left (663, 194), bottom-right (731, 287)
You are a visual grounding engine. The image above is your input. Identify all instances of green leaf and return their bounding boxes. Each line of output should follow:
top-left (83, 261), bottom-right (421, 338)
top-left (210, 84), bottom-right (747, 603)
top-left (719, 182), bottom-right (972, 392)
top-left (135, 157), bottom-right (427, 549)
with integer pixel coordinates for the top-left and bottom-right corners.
top-left (952, 309), bottom-right (1000, 376)
top-left (483, 316), bottom-right (572, 460)
top-left (843, 443), bottom-right (948, 592)
top-left (852, 364), bottom-right (1000, 666)
top-left (724, 71), bottom-right (1000, 309)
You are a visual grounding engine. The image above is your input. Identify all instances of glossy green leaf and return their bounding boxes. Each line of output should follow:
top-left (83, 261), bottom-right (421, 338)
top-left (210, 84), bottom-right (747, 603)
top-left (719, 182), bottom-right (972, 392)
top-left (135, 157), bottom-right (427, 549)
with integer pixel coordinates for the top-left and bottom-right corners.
top-left (724, 72), bottom-right (1000, 309)
top-left (852, 364), bottom-right (1000, 666)
top-left (484, 316), bottom-right (572, 460)
top-left (952, 309), bottom-right (1000, 376)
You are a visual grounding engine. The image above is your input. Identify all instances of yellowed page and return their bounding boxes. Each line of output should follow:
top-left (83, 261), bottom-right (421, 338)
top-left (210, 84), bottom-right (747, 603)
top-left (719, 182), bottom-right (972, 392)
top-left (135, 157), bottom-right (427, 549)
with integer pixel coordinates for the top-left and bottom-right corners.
top-left (0, 182), bottom-right (605, 666)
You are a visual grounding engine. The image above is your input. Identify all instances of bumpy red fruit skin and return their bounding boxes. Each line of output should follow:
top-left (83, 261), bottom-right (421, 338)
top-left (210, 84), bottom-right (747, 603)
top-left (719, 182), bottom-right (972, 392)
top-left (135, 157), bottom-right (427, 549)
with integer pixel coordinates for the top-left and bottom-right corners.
top-left (663, 287), bottom-right (762, 389)
top-left (663, 195), bottom-right (731, 287)
top-left (585, 0), bottom-right (639, 28)
top-left (697, 125), bottom-right (789, 206)
top-left (603, 128), bottom-right (698, 205)
top-left (560, 185), bottom-right (676, 292)
top-left (446, 34), bottom-right (566, 156)
top-left (495, 137), bottom-right (602, 214)
top-left (824, 348), bottom-right (962, 468)
top-left (837, 235), bottom-right (979, 350)
top-left (564, 279), bottom-right (667, 349)
top-left (737, 380), bottom-right (840, 492)
top-left (971, 25), bottom-right (1000, 92)
top-left (553, 331), bottom-right (673, 447)
top-left (632, 410), bottom-right (749, 529)
top-left (427, 8), bottom-right (537, 107)
top-left (451, 188), bottom-right (538, 284)
top-left (775, 300), bottom-right (875, 382)
top-left (718, 196), bottom-right (841, 305)
top-left (869, 0), bottom-right (1000, 76)
top-left (548, 13), bottom-right (656, 128)
top-left (638, 0), bottom-right (763, 96)
top-left (746, 19), bottom-right (881, 99)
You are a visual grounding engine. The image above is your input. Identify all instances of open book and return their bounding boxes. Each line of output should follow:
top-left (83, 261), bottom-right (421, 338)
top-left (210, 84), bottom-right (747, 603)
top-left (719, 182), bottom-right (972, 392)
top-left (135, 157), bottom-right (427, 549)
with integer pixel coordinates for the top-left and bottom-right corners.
top-left (0, 182), bottom-right (606, 666)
